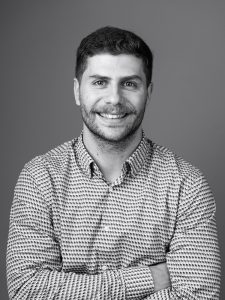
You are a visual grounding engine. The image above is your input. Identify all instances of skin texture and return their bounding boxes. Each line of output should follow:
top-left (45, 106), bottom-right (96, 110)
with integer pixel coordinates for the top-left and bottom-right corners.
top-left (150, 263), bottom-right (171, 292)
top-left (74, 53), bottom-right (171, 291)
top-left (74, 54), bottom-right (152, 145)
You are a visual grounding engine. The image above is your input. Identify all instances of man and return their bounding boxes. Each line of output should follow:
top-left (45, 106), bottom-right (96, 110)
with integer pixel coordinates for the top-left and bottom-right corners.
top-left (7, 26), bottom-right (220, 299)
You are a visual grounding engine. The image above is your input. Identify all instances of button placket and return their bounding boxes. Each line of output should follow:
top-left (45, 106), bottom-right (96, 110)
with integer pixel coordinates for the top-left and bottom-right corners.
top-left (101, 189), bottom-right (112, 234)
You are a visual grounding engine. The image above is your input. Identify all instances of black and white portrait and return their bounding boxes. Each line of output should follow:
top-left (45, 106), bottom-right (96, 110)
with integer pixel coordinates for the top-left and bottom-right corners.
top-left (1, 1), bottom-right (224, 299)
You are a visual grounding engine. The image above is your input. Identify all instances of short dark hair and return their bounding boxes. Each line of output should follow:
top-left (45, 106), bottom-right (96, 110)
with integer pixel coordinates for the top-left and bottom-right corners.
top-left (75, 26), bottom-right (153, 86)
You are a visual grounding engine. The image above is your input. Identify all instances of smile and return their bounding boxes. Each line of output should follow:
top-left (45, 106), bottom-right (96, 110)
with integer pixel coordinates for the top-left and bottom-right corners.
top-left (98, 113), bottom-right (127, 119)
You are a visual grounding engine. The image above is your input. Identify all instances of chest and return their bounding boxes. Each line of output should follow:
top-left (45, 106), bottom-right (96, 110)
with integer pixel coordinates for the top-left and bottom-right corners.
top-left (51, 173), bottom-right (179, 272)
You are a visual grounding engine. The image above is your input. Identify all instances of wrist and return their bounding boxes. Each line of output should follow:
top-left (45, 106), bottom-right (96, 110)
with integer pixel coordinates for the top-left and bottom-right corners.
top-left (149, 262), bottom-right (171, 292)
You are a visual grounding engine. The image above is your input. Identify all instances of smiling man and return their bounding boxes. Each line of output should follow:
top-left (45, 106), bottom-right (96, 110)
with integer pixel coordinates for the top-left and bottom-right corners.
top-left (74, 53), bottom-right (152, 183)
top-left (7, 27), bottom-right (220, 299)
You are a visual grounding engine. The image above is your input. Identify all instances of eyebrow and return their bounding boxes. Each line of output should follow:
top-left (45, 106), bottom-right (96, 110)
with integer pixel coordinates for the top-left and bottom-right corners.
top-left (89, 75), bottom-right (111, 80)
top-left (89, 74), bottom-right (143, 82)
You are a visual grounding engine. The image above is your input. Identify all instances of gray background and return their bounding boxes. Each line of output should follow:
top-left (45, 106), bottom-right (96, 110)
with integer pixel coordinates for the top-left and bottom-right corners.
top-left (1, 1), bottom-right (225, 298)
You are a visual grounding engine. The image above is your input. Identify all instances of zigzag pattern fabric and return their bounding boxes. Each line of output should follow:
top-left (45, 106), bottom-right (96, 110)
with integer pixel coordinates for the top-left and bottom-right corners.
top-left (7, 133), bottom-right (221, 299)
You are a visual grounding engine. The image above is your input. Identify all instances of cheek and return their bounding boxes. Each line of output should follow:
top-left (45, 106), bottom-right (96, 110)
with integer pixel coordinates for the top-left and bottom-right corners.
top-left (80, 87), bottom-right (103, 102)
top-left (129, 95), bottom-right (147, 112)
top-left (79, 91), bottom-right (93, 107)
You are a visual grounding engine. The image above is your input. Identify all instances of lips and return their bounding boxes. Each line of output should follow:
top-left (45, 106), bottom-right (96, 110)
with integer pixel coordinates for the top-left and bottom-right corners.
top-left (98, 113), bottom-right (127, 119)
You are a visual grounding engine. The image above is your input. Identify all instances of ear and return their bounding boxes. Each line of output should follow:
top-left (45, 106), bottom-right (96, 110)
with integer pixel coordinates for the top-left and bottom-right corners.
top-left (146, 82), bottom-right (153, 104)
top-left (74, 78), bottom-right (80, 106)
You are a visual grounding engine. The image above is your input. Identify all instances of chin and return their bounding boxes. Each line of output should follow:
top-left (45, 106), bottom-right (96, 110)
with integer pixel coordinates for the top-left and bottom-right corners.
top-left (82, 116), bottom-right (142, 143)
top-left (92, 127), bottom-right (139, 143)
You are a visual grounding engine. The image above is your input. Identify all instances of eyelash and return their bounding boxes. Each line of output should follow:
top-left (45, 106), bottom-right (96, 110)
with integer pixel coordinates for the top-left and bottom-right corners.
top-left (93, 80), bottom-right (137, 88)
top-left (122, 81), bottom-right (137, 88)
top-left (93, 80), bottom-right (106, 86)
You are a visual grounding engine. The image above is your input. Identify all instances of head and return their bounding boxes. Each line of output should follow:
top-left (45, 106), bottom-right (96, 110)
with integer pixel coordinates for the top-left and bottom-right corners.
top-left (75, 26), bottom-right (153, 87)
top-left (74, 26), bottom-right (154, 144)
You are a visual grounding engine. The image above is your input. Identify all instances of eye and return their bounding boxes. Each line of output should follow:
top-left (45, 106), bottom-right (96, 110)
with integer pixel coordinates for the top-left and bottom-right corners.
top-left (93, 80), bottom-right (106, 87)
top-left (122, 81), bottom-right (137, 88)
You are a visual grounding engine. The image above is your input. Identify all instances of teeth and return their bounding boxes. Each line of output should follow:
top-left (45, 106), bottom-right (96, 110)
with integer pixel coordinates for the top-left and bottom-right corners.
top-left (99, 113), bottom-right (126, 119)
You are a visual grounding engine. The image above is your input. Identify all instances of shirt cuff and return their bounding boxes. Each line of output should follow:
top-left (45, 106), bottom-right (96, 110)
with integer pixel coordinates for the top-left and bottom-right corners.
top-left (121, 265), bottom-right (155, 300)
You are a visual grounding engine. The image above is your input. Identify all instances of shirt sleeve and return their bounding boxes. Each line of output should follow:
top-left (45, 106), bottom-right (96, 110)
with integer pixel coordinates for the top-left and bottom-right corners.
top-left (6, 166), bottom-right (154, 300)
top-left (146, 173), bottom-right (221, 299)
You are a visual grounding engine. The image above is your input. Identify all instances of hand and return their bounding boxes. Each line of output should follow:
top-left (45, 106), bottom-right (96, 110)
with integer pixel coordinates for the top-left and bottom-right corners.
top-left (149, 262), bottom-right (171, 292)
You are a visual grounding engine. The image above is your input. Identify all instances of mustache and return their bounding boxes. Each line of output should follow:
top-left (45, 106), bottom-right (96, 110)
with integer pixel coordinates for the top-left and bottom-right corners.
top-left (92, 104), bottom-right (135, 115)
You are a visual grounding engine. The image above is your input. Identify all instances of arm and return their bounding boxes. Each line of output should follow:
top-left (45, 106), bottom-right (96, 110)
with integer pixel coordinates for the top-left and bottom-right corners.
top-left (7, 166), bottom-right (154, 300)
top-left (146, 174), bottom-right (221, 299)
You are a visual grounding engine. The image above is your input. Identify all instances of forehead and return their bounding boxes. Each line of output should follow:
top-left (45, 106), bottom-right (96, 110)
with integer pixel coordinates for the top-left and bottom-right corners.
top-left (83, 53), bottom-right (145, 78)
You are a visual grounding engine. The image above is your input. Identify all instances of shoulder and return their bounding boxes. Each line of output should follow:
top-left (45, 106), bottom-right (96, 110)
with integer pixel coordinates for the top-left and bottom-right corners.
top-left (146, 138), bottom-right (203, 183)
top-left (146, 140), bottom-right (214, 210)
top-left (23, 138), bottom-right (78, 182)
top-left (145, 139), bottom-right (215, 216)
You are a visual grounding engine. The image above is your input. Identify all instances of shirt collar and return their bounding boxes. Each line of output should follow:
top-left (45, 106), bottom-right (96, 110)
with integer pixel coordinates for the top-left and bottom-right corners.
top-left (74, 131), bottom-right (150, 179)
top-left (75, 133), bottom-right (94, 179)
top-left (126, 131), bottom-right (150, 177)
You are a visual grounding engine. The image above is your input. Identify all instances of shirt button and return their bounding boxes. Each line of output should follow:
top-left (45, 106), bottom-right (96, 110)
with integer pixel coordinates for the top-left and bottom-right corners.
top-left (108, 186), bottom-right (113, 192)
top-left (102, 265), bottom-right (108, 271)
top-left (104, 225), bottom-right (110, 232)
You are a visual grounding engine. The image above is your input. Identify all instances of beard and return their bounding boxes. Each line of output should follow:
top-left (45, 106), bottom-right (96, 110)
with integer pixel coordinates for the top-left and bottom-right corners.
top-left (79, 98), bottom-right (147, 144)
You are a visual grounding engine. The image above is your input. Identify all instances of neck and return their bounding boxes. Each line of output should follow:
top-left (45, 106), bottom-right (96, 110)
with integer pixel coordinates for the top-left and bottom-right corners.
top-left (82, 127), bottom-right (143, 182)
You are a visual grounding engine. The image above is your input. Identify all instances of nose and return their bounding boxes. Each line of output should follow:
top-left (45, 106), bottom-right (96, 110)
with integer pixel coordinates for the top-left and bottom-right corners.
top-left (105, 85), bottom-right (122, 105)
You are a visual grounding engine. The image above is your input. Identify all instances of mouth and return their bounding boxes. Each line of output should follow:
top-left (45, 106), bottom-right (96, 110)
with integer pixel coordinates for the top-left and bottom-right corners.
top-left (97, 113), bottom-right (128, 119)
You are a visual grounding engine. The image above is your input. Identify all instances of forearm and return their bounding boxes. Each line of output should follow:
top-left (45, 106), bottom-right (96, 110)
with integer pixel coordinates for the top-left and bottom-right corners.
top-left (7, 167), bottom-right (155, 300)
top-left (7, 267), bottom-right (124, 300)
top-left (143, 221), bottom-right (221, 299)
top-left (7, 263), bottom-right (154, 300)
top-left (7, 226), bottom-right (154, 300)
top-left (122, 265), bottom-right (155, 299)
top-left (143, 174), bottom-right (221, 299)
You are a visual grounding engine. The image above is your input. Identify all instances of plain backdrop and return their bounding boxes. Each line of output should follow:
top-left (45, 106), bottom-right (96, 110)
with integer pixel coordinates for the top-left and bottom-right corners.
top-left (1, 1), bottom-right (225, 298)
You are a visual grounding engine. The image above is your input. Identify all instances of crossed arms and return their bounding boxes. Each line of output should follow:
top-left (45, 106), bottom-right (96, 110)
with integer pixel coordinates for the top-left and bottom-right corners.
top-left (7, 166), bottom-right (221, 299)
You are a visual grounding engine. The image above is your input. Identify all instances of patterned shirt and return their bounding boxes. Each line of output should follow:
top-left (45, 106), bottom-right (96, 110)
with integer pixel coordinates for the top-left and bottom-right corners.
top-left (7, 133), bottom-right (221, 299)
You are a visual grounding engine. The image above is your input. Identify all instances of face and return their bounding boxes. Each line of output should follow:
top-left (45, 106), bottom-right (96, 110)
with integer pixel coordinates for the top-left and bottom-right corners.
top-left (74, 53), bottom-right (152, 143)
